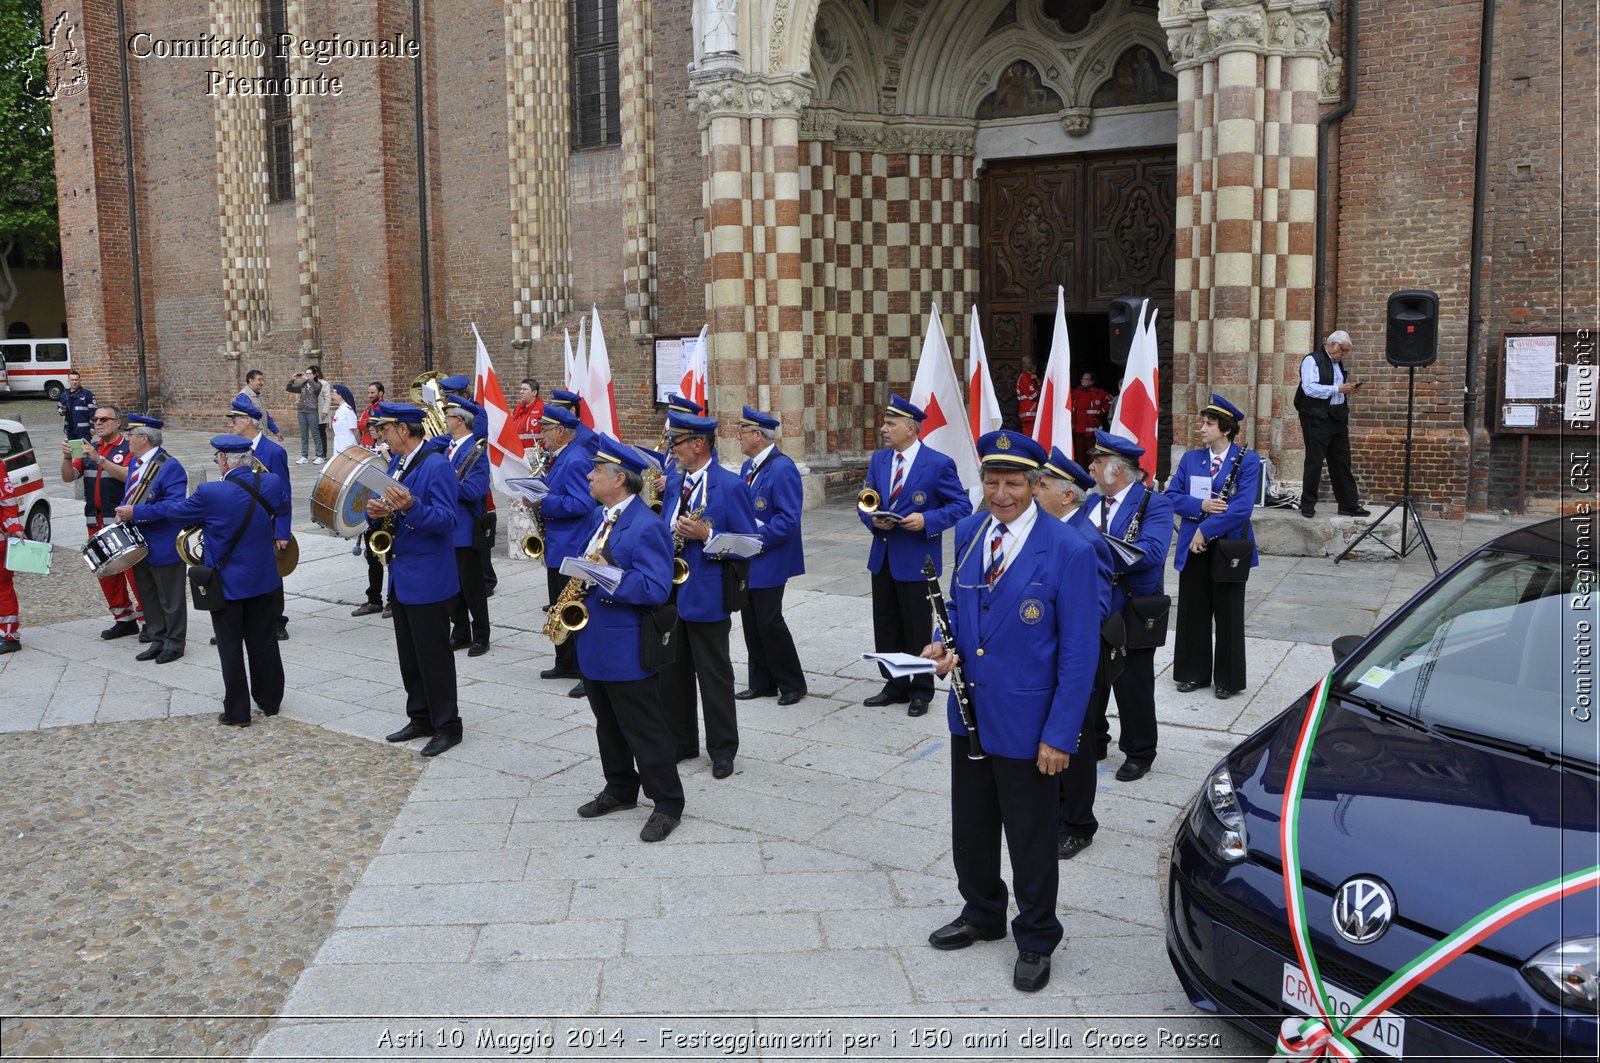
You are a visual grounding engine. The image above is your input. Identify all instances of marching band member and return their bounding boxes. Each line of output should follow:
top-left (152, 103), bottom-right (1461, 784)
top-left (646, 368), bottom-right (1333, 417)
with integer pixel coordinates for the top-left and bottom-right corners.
top-left (546, 389), bottom-right (602, 458)
top-left (571, 435), bottom-right (684, 843)
top-left (225, 399), bottom-right (293, 640)
top-left (861, 394), bottom-right (971, 717)
top-left (660, 411), bottom-right (758, 778)
top-left (733, 406), bottom-right (807, 705)
top-left (163, 435), bottom-right (284, 725)
top-left (114, 415), bottom-right (189, 664)
top-left (922, 431), bottom-right (1104, 993)
top-left (59, 404), bottom-right (144, 639)
top-left (366, 403), bottom-right (464, 756)
top-left (1165, 394), bottom-right (1260, 700)
top-left (442, 397), bottom-right (491, 657)
top-left (659, 393), bottom-right (704, 475)
top-left (0, 463), bottom-right (27, 654)
top-left (536, 405), bottom-right (600, 695)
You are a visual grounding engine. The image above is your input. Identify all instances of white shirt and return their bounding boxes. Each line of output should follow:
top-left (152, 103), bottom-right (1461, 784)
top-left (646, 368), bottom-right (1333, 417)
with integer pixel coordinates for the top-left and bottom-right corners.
top-left (890, 439), bottom-right (922, 485)
top-left (447, 434), bottom-right (471, 461)
top-left (1094, 481), bottom-right (1137, 531)
top-left (1300, 351), bottom-right (1347, 405)
top-left (746, 443), bottom-right (776, 480)
top-left (331, 404), bottom-right (358, 453)
top-left (583, 494), bottom-right (635, 554)
top-left (127, 445), bottom-right (161, 499)
top-left (983, 500), bottom-right (1041, 580)
top-left (671, 462), bottom-right (711, 523)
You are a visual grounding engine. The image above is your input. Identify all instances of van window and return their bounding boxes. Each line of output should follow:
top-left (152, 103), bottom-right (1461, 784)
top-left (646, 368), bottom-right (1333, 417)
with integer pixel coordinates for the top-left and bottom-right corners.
top-left (0, 343), bottom-right (30, 364)
top-left (36, 343), bottom-right (68, 363)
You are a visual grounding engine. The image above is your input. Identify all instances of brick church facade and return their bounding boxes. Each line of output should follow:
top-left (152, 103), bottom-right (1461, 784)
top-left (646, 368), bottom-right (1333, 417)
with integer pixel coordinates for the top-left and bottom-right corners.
top-left (48, 0), bottom-right (1596, 513)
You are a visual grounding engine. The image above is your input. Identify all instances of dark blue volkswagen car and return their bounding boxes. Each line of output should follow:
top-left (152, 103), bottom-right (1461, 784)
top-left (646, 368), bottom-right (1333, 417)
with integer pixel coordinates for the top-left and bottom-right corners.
top-left (1167, 516), bottom-right (1598, 1060)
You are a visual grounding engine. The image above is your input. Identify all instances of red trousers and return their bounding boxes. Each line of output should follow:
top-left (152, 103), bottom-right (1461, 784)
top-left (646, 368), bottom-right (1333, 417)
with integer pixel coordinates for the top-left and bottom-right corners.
top-left (87, 516), bottom-right (143, 624)
top-left (0, 547), bottom-right (16, 640)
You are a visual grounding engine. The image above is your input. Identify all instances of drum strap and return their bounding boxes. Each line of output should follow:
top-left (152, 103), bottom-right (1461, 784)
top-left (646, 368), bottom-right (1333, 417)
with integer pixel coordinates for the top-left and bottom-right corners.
top-left (209, 474), bottom-right (274, 570)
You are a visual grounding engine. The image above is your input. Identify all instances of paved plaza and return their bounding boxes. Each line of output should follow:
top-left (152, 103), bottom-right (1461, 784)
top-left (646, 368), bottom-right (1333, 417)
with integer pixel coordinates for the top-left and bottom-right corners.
top-left (0, 402), bottom-right (1532, 1061)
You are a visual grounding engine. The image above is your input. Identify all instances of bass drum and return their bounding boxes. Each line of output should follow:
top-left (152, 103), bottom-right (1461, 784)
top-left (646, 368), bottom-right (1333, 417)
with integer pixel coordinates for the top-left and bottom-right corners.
top-left (82, 522), bottom-right (148, 577)
top-left (310, 446), bottom-right (384, 538)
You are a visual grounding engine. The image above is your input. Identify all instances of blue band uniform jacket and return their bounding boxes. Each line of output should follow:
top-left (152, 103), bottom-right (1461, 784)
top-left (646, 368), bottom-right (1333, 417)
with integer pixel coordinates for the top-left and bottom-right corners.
top-left (448, 437), bottom-right (489, 549)
top-left (1068, 482), bottom-right (1175, 613)
top-left (124, 451), bottom-right (189, 567)
top-left (858, 446), bottom-right (972, 580)
top-left (1163, 445), bottom-right (1261, 573)
top-left (374, 447), bottom-right (460, 606)
top-left (573, 499), bottom-right (674, 683)
top-left (540, 440), bottom-right (600, 572)
top-left (664, 462), bottom-right (759, 623)
top-left (942, 508), bottom-right (1107, 758)
top-left (164, 469), bottom-right (284, 601)
top-left (250, 434), bottom-right (294, 541)
top-left (742, 449), bottom-right (804, 588)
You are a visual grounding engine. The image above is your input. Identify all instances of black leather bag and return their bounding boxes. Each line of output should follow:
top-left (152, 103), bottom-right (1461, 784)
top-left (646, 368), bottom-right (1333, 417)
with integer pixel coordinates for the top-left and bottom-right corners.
top-left (475, 510), bottom-right (497, 549)
top-left (639, 603), bottom-right (678, 670)
top-left (1123, 593), bottom-right (1172, 650)
top-left (721, 558), bottom-right (750, 614)
top-left (1096, 612), bottom-right (1127, 689)
top-left (188, 565), bottom-right (224, 611)
top-left (1211, 538), bottom-right (1253, 583)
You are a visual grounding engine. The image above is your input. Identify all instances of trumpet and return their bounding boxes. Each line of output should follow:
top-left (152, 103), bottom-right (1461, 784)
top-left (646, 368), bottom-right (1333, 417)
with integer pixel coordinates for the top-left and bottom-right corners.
top-left (857, 485), bottom-right (882, 514)
top-left (542, 551), bottom-right (602, 645)
top-left (176, 524), bottom-right (204, 566)
top-left (671, 502), bottom-right (707, 585)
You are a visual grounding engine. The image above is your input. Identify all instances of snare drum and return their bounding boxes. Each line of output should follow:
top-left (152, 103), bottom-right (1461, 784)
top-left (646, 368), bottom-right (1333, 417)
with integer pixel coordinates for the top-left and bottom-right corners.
top-left (310, 446), bottom-right (385, 538)
top-left (82, 522), bottom-right (148, 577)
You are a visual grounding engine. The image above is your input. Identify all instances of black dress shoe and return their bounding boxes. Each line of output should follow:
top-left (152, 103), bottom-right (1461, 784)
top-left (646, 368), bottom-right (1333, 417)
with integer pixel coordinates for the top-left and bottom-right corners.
top-left (929, 917), bottom-right (1006, 951)
top-left (449, 636), bottom-right (471, 651)
top-left (209, 636), bottom-right (218, 646)
top-left (1014, 950), bottom-right (1051, 992)
top-left (639, 811), bottom-right (680, 842)
top-left (1175, 679), bottom-right (1203, 693)
top-left (101, 620), bottom-right (139, 640)
top-left (735, 688), bottom-right (776, 701)
top-left (381, 605), bottom-right (393, 619)
top-left (258, 706), bottom-right (280, 717)
top-left (1300, 507), bottom-right (1316, 519)
top-left (351, 602), bottom-right (383, 617)
top-left (541, 667), bottom-right (577, 680)
top-left (276, 628), bottom-right (288, 641)
top-left (578, 792), bottom-right (637, 818)
top-left (1115, 759), bottom-right (1152, 782)
top-left (467, 642), bottom-right (489, 657)
top-left (0, 639), bottom-right (19, 655)
top-left (711, 759), bottom-right (734, 779)
top-left (155, 648), bottom-right (184, 664)
top-left (1057, 833), bottom-right (1093, 860)
top-left (138, 626), bottom-right (152, 643)
top-left (1214, 687), bottom-right (1235, 700)
top-left (907, 700), bottom-right (928, 718)
top-left (385, 721), bottom-right (434, 743)
top-left (568, 681), bottom-right (587, 698)
top-left (420, 731), bottom-right (461, 757)
top-left (863, 691), bottom-right (907, 707)
top-left (1339, 506), bottom-right (1372, 517)
top-left (135, 644), bottom-right (163, 662)
top-left (777, 690), bottom-right (806, 706)
top-left (217, 713), bottom-right (251, 728)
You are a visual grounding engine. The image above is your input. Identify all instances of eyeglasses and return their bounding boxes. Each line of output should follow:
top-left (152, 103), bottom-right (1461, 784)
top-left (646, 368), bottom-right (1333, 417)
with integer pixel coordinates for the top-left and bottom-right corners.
top-left (92, 416), bottom-right (116, 422)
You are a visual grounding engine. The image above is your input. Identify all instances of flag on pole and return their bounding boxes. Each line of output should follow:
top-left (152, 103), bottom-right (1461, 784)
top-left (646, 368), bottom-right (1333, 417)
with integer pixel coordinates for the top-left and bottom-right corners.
top-left (573, 315), bottom-right (593, 428)
top-left (471, 323), bottom-right (532, 492)
top-left (562, 328), bottom-right (577, 393)
top-left (909, 300), bottom-right (982, 502)
top-left (1108, 299), bottom-right (1160, 482)
top-left (966, 304), bottom-right (1002, 444)
top-left (1030, 285), bottom-right (1075, 456)
top-left (586, 305), bottom-right (618, 438)
top-left (680, 324), bottom-right (709, 413)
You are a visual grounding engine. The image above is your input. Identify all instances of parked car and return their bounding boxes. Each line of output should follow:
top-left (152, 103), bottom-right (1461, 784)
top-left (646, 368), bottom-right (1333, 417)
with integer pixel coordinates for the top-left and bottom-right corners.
top-left (0, 418), bottom-right (52, 542)
top-left (0, 338), bottom-right (72, 400)
top-left (1168, 516), bottom-right (1596, 1060)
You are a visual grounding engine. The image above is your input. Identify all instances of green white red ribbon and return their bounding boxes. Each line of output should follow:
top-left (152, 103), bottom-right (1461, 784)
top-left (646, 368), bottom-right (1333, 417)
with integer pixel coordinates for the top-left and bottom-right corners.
top-left (1274, 673), bottom-right (1600, 1060)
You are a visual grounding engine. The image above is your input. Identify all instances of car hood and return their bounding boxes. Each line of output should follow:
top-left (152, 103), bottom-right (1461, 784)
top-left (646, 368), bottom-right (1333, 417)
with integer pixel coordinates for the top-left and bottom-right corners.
top-left (1233, 692), bottom-right (1599, 945)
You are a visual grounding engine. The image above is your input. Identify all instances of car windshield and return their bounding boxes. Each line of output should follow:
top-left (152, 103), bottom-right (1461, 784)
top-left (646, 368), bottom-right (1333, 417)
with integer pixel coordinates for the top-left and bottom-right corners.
top-left (1336, 549), bottom-right (1597, 765)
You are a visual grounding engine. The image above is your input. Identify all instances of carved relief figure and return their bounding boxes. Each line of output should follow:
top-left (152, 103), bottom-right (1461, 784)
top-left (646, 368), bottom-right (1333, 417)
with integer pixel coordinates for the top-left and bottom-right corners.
top-left (1090, 46), bottom-right (1177, 108)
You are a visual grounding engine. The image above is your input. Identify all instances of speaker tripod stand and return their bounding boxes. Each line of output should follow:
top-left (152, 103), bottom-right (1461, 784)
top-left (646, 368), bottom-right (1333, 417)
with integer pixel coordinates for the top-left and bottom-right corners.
top-left (1333, 366), bottom-right (1439, 576)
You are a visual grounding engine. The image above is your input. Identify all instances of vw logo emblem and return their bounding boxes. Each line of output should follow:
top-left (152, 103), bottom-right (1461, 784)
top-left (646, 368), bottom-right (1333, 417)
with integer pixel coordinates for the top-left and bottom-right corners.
top-left (1332, 876), bottom-right (1395, 944)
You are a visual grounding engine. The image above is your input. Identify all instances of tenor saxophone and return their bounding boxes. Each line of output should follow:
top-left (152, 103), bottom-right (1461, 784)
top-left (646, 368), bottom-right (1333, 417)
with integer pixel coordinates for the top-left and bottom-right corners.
top-left (542, 550), bottom-right (601, 645)
top-left (671, 502), bottom-right (707, 585)
top-left (518, 441), bottom-right (549, 562)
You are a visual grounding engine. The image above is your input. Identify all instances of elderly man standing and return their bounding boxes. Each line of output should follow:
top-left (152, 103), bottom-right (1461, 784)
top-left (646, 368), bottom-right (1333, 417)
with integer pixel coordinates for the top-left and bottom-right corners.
top-left (1294, 329), bottom-right (1369, 518)
top-left (114, 415), bottom-right (188, 664)
top-left (162, 435), bottom-right (284, 725)
top-left (442, 396), bottom-right (491, 656)
top-left (734, 406), bottom-right (807, 705)
top-left (226, 399), bottom-right (292, 641)
top-left (536, 405), bottom-right (600, 695)
top-left (60, 404), bottom-right (143, 639)
top-left (922, 430), bottom-right (1105, 993)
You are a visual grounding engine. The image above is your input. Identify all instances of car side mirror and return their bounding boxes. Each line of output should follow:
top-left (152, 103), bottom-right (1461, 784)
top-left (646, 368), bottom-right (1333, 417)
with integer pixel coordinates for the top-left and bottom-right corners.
top-left (1331, 634), bottom-right (1366, 664)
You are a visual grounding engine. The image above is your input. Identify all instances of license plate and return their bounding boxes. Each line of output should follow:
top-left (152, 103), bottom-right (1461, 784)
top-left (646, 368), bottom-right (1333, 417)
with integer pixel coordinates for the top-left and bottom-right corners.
top-left (1281, 963), bottom-right (1407, 1058)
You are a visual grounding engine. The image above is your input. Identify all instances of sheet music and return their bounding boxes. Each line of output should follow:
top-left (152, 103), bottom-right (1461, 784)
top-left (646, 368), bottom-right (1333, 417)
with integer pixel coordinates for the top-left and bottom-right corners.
top-left (704, 532), bottom-right (763, 559)
top-left (861, 651), bottom-right (937, 677)
top-left (1102, 533), bottom-right (1146, 567)
top-left (560, 556), bottom-right (624, 594)
top-left (1188, 477), bottom-right (1214, 500)
top-left (506, 476), bottom-right (550, 504)
top-left (352, 462), bottom-right (405, 497)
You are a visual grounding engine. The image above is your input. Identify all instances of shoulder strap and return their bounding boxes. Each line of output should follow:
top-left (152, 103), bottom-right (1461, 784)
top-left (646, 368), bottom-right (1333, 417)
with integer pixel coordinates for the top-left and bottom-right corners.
top-left (211, 473), bottom-right (275, 570)
top-left (1124, 486), bottom-right (1153, 543)
top-left (398, 445), bottom-right (440, 484)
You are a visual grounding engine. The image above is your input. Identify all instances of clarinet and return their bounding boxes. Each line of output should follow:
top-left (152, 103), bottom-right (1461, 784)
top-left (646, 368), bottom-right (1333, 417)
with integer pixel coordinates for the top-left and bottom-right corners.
top-left (922, 556), bottom-right (985, 761)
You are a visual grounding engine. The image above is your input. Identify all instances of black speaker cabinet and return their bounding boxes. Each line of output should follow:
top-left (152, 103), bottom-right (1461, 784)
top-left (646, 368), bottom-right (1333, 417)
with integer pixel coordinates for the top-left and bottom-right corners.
top-left (1385, 289), bottom-right (1439, 368)
top-left (1108, 297), bottom-right (1144, 367)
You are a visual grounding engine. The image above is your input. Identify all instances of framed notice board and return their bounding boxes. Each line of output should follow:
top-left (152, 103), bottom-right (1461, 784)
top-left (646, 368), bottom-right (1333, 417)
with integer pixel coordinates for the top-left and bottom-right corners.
top-left (651, 334), bottom-right (706, 406)
top-left (1495, 330), bottom-right (1596, 434)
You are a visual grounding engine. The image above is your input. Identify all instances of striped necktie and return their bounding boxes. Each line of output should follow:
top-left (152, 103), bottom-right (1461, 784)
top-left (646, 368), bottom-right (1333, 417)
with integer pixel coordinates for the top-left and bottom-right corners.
top-left (125, 454), bottom-right (144, 500)
top-left (594, 511), bottom-right (618, 551)
top-left (889, 455), bottom-right (906, 504)
top-left (1099, 496), bottom-right (1110, 531)
top-left (1209, 452), bottom-right (1222, 477)
top-left (987, 523), bottom-right (1007, 586)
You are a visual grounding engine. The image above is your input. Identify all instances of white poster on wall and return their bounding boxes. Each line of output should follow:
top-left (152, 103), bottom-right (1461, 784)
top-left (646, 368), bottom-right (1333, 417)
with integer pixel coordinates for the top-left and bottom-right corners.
top-left (1504, 335), bottom-right (1558, 399)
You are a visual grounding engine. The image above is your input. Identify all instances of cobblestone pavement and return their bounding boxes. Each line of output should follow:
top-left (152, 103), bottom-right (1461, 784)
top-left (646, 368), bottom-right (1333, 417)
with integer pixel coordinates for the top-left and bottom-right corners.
top-left (0, 398), bottom-right (1539, 1062)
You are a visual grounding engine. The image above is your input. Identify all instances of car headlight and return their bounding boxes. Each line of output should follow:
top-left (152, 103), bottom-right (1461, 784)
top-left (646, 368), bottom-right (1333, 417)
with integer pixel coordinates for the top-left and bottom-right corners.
top-left (1523, 936), bottom-right (1600, 1012)
top-left (1186, 765), bottom-right (1249, 863)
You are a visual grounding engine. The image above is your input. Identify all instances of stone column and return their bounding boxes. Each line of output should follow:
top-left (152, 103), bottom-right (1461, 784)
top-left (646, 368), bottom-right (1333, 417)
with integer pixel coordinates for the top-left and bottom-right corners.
top-left (1163, 0), bottom-right (1335, 472)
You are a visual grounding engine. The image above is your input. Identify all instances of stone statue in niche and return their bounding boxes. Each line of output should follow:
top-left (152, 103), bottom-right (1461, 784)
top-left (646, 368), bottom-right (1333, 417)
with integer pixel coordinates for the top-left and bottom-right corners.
top-left (975, 60), bottom-right (1065, 120)
top-left (1090, 45), bottom-right (1177, 108)
top-left (695, 0), bottom-right (739, 59)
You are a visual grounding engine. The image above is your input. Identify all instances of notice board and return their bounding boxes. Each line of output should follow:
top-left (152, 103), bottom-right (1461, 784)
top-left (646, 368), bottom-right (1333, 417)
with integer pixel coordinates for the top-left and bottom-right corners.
top-left (1495, 330), bottom-right (1596, 434)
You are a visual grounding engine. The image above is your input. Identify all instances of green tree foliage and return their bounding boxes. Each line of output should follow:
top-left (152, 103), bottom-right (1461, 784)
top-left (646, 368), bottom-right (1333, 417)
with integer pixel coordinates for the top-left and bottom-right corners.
top-left (0, 0), bottom-right (61, 259)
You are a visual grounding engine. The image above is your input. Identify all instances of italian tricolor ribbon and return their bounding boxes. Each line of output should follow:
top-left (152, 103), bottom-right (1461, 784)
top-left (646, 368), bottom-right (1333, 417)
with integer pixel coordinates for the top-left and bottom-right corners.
top-left (1275, 673), bottom-right (1600, 1060)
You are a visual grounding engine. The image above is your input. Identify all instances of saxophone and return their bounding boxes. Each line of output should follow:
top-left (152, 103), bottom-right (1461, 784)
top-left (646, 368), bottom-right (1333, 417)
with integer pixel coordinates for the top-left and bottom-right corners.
top-left (671, 502), bottom-right (707, 585)
top-left (543, 550), bottom-right (601, 645)
top-left (518, 441), bottom-right (550, 562)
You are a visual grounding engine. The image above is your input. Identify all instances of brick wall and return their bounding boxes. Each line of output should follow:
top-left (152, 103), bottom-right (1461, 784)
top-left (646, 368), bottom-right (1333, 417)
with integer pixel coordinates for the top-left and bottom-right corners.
top-left (651, 0), bottom-right (707, 340)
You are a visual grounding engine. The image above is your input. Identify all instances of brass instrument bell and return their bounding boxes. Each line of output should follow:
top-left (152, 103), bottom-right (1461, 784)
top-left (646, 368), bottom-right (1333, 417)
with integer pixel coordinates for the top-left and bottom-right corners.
top-left (368, 524), bottom-right (394, 560)
top-left (857, 486), bottom-right (882, 514)
top-left (176, 525), bottom-right (205, 567)
top-left (672, 556), bottom-right (690, 585)
top-left (518, 530), bottom-right (545, 563)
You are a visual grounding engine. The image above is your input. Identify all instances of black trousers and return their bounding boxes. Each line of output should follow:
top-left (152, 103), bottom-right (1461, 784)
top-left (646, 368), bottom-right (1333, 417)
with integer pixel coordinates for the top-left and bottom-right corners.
top-left (211, 591), bottom-right (283, 722)
top-left (870, 566), bottom-right (933, 700)
top-left (588, 677), bottom-right (685, 818)
top-left (1085, 646), bottom-right (1157, 762)
top-left (1299, 410), bottom-right (1360, 511)
top-left (1059, 702), bottom-right (1103, 841)
top-left (1173, 560), bottom-right (1248, 691)
top-left (273, 585), bottom-right (287, 634)
top-left (951, 734), bottom-right (1062, 955)
top-left (740, 584), bottom-right (805, 695)
top-left (392, 597), bottom-right (461, 735)
top-left (661, 617), bottom-right (738, 762)
top-left (546, 569), bottom-right (578, 676)
top-left (364, 538), bottom-right (387, 605)
top-left (132, 559), bottom-right (187, 649)
top-left (478, 511), bottom-right (498, 591)
top-left (450, 546), bottom-right (490, 645)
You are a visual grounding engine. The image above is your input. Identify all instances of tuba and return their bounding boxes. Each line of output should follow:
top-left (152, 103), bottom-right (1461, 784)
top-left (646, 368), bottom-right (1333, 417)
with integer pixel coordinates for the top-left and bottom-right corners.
top-left (542, 551), bottom-right (601, 644)
top-left (407, 370), bottom-right (451, 439)
top-left (671, 502), bottom-right (707, 585)
top-left (176, 525), bottom-right (205, 566)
